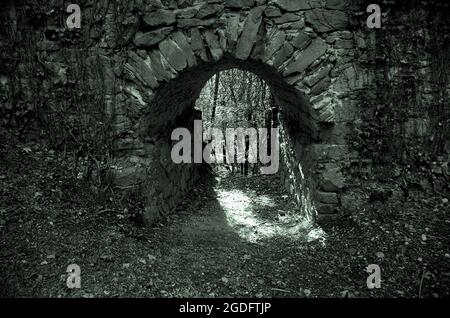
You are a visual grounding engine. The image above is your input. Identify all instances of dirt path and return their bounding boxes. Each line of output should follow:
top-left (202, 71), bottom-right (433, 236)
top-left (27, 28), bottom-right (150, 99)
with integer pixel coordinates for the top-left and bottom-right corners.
top-left (137, 174), bottom-right (326, 298)
top-left (1, 136), bottom-right (449, 298)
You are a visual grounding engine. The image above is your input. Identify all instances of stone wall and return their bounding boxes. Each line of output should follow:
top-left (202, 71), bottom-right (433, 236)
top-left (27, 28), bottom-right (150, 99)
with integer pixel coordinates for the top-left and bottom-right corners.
top-left (337, 1), bottom-right (450, 209)
top-left (111, 0), bottom-right (362, 223)
top-left (1, 0), bottom-right (448, 225)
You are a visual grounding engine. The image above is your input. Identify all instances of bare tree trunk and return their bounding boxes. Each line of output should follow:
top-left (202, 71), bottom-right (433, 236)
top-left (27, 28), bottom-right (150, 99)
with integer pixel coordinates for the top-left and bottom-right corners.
top-left (265, 93), bottom-right (278, 157)
top-left (211, 72), bottom-right (220, 123)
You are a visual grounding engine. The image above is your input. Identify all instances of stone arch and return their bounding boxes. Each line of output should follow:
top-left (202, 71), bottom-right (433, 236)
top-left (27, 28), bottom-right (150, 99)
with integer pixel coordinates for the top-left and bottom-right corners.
top-left (111, 0), bottom-right (354, 224)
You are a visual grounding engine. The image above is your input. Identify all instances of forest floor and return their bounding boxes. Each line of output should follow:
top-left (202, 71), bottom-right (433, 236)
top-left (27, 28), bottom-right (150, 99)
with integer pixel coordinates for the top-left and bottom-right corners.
top-left (1, 129), bottom-right (450, 298)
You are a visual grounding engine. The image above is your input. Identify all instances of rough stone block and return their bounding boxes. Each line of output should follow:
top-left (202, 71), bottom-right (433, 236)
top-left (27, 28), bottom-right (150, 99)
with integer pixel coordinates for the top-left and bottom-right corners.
top-left (262, 29), bottom-right (286, 62)
top-left (225, 0), bottom-right (255, 9)
top-left (264, 6), bottom-right (282, 17)
top-left (190, 28), bottom-right (209, 61)
top-left (171, 31), bottom-right (197, 67)
top-left (196, 3), bottom-right (223, 19)
top-left (292, 31), bottom-right (311, 50)
top-left (225, 14), bottom-right (240, 46)
top-left (273, 13), bottom-right (301, 24)
top-left (320, 164), bottom-right (345, 192)
top-left (272, 42), bottom-right (293, 69)
top-left (177, 18), bottom-right (215, 28)
top-left (326, 0), bottom-right (348, 10)
top-left (148, 51), bottom-right (176, 82)
top-left (275, 0), bottom-right (321, 12)
top-left (143, 10), bottom-right (176, 27)
top-left (316, 202), bottom-right (338, 214)
top-left (235, 6), bottom-right (265, 60)
top-left (203, 30), bottom-right (223, 61)
top-left (305, 9), bottom-right (348, 33)
top-left (159, 38), bottom-right (187, 71)
top-left (283, 37), bottom-right (328, 76)
top-left (133, 27), bottom-right (173, 48)
top-left (127, 51), bottom-right (159, 89)
top-left (316, 191), bottom-right (339, 204)
top-left (304, 64), bottom-right (332, 87)
top-left (176, 7), bottom-right (199, 19)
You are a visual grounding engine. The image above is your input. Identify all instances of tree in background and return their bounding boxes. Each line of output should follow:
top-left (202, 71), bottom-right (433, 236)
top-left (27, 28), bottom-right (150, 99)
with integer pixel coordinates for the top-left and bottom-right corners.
top-left (195, 69), bottom-right (277, 176)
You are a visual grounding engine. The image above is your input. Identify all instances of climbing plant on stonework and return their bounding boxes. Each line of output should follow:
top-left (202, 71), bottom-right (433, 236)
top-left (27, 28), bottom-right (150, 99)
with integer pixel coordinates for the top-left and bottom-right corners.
top-left (349, 0), bottom-right (450, 165)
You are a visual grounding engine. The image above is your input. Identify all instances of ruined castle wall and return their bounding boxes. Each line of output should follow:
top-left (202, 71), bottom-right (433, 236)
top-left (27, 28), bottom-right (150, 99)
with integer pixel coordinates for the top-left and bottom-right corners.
top-left (1, 0), bottom-right (448, 224)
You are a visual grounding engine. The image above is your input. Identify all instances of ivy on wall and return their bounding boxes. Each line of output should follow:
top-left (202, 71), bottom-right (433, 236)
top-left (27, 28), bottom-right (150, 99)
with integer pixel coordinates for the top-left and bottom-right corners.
top-left (349, 0), bottom-right (450, 167)
top-left (0, 0), bottom-right (117, 187)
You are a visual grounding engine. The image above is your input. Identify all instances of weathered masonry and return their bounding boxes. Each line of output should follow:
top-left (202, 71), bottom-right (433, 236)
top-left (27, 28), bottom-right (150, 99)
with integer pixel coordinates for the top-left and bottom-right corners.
top-left (112, 0), bottom-right (355, 224)
top-left (1, 0), bottom-right (449, 225)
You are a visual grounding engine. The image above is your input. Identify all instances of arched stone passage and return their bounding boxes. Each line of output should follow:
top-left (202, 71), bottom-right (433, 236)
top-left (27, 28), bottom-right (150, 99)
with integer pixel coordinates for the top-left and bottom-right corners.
top-left (138, 58), bottom-right (320, 224)
top-left (141, 58), bottom-right (318, 139)
top-left (111, 0), bottom-right (355, 224)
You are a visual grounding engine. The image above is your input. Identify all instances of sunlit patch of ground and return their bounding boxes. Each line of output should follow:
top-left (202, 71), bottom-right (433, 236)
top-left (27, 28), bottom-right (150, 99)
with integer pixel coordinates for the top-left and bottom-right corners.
top-left (216, 187), bottom-right (326, 244)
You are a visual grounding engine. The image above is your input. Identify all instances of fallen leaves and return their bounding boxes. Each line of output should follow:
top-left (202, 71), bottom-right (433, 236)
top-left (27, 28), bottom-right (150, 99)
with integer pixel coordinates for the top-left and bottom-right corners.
top-left (100, 255), bottom-right (114, 262)
top-left (138, 258), bottom-right (147, 265)
top-left (302, 288), bottom-right (311, 297)
top-left (1, 135), bottom-right (449, 298)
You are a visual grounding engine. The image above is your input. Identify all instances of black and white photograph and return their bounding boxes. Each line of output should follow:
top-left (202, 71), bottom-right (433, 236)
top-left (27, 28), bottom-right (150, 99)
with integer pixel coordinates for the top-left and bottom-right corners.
top-left (0, 0), bottom-right (449, 308)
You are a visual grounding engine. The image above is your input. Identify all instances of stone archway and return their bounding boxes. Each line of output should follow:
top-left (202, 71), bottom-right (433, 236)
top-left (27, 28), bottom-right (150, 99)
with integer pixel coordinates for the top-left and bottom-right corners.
top-left (111, 0), bottom-right (354, 224)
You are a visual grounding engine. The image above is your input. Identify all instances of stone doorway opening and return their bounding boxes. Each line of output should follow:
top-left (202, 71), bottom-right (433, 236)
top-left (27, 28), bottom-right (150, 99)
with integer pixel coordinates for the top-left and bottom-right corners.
top-left (133, 56), bottom-right (320, 226)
